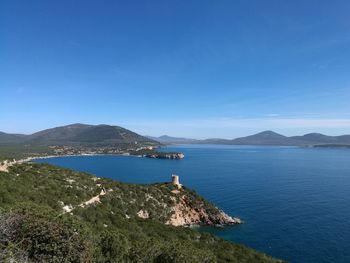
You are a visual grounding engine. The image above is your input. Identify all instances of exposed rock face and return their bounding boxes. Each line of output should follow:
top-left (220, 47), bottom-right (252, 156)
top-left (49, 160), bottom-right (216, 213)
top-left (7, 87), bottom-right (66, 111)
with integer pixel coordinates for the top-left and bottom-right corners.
top-left (0, 158), bottom-right (35, 173)
top-left (166, 194), bottom-right (241, 227)
top-left (0, 160), bottom-right (18, 172)
top-left (60, 189), bottom-right (107, 214)
top-left (137, 210), bottom-right (150, 219)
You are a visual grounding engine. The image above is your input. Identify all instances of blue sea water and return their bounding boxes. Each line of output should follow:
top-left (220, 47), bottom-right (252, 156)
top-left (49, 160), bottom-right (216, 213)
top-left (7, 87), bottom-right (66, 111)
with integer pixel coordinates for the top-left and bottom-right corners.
top-left (35, 145), bottom-right (350, 263)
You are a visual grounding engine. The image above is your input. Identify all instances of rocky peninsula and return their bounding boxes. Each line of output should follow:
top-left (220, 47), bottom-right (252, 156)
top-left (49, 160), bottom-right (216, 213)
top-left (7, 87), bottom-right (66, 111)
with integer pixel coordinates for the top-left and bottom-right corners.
top-left (0, 162), bottom-right (280, 262)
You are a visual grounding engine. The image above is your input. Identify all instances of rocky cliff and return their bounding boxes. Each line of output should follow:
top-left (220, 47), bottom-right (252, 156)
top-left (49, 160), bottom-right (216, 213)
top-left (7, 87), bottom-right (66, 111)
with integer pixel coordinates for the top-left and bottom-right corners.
top-left (166, 193), bottom-right (241, 226)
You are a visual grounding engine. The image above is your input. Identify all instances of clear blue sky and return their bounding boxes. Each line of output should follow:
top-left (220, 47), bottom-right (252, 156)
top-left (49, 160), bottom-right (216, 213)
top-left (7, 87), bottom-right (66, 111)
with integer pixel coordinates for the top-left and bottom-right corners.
top-left (1, 0), bottom-right (350, 138)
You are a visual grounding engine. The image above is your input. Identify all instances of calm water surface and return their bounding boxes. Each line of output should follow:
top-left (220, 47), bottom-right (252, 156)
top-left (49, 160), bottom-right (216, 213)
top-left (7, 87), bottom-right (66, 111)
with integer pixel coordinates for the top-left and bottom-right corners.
top-left (35, 145), bottom-right (350, 263)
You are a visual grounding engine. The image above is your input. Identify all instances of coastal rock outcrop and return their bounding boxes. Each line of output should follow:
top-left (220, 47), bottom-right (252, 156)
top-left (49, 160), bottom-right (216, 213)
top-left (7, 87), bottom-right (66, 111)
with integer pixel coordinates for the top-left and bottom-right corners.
top-left (166, 194), bottom-right (241, 227)
top-left (166, 175), bottom-right (241, 226)
top-left (145, 152), bottom-right (185, 159)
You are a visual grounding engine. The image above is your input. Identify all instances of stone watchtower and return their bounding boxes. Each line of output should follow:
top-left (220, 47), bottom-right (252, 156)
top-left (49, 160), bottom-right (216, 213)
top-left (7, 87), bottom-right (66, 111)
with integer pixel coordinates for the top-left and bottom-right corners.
top-left (171, 174), bottom-right (182, 189)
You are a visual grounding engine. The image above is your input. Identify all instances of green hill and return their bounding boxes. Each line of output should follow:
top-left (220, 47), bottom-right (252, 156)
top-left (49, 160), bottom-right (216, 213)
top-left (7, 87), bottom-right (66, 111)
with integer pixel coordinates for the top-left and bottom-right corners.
top-left (0, 162), bottom-right (283, 262)
top-left (24, 123), bottom-right (159, 147)
top-left (0, 124), bottom-right (161, 160)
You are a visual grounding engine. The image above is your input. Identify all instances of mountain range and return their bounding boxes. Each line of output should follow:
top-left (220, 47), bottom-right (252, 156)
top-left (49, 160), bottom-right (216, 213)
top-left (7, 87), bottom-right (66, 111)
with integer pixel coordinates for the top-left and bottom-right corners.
top-left (1, 125), bottom-right (350, 147)
top-left (149, 130), bottom-right (350, 146)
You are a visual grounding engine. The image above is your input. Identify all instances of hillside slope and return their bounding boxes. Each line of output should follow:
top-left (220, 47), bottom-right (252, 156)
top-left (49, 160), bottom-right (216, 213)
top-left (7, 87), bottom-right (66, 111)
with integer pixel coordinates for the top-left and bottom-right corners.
top-left (27, 123), bottom-right (159, 146)
top-left (0, 123), bottom-right (159, 147)
top-left (0, 132), bottom-right (26, 144)
top-left (290, 133), bottom-right (350, 145)
top-left (0, 163), bottom-right (283, 262)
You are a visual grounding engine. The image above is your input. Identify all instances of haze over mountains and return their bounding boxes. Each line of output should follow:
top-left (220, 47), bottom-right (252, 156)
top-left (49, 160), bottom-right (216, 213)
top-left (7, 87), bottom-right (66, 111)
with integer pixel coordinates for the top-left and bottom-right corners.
top-left (146, 135), bottom-right (199, 144)
top-left (1, 124), bottom-right (350, 147)
top-left (150, 130), bottom-right (350, 146)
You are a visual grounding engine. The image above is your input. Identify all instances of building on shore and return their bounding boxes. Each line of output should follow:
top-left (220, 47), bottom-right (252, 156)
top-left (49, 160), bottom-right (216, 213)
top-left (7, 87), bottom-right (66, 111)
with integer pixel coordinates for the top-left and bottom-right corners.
top-left (172, 174), bottom-right (182, 189)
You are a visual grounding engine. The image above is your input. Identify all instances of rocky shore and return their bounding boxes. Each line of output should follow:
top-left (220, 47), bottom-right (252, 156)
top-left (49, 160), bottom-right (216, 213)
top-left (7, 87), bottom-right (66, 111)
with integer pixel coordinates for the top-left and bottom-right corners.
top-left (166, 193), bottom-right (241, 227)
top-left (162, 175), bottom-right (241, 227)
top-left (144, 152), bottom-right (185, 159)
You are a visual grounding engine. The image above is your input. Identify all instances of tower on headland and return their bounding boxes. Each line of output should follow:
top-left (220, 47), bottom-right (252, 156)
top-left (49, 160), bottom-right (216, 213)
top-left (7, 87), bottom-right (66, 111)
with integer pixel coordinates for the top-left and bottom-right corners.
top-left (171, 174), bottom-right (182, 189)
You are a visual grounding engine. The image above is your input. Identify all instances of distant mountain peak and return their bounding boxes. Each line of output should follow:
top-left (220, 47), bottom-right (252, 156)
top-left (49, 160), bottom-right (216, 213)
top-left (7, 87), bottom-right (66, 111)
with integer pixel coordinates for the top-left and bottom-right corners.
top-left (230, 130), bottom-right (292, 145)
top-left (255, 130), bottom-right (280, 135)
top-left (63, 123), bottom-right (92, 127)
top-left (254, 130), bottom-right (286, 138)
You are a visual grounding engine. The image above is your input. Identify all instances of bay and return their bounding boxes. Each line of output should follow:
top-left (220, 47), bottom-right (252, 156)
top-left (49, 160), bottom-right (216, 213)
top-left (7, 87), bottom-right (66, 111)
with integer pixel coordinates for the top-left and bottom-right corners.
top-left (35, 145), bottom-right (350, 263)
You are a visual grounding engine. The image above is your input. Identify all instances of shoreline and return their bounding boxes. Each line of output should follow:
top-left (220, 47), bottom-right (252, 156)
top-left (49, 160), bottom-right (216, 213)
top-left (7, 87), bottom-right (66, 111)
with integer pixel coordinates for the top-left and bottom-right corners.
top-left (0, 149), bottom-right (183, 172)
top-left (0, 153), bottom-right (133, 172)
top-left (2, 154), bottom-right (241, 228)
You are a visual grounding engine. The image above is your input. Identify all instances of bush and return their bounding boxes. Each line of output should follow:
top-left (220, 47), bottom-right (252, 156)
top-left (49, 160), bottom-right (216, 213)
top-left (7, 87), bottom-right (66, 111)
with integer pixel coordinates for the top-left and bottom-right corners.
top-left (0, 206), bottom-right (94, 263)
top-left (95, 230), bottom-right (130, 262)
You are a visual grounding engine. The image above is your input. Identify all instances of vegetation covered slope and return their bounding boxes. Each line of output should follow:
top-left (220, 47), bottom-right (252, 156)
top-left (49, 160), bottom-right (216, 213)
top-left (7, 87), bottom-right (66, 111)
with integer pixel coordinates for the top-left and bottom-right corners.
top-left (0, 145), bottom-right (55, 161)
top-left (0, 132), bottom-right (26, 144)
top-left (0, 123), bottom-right (163, 161)
top-left (0, 124), bottom-right (159, 147)
top-left (0, 163), bottom-right (283, 262)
